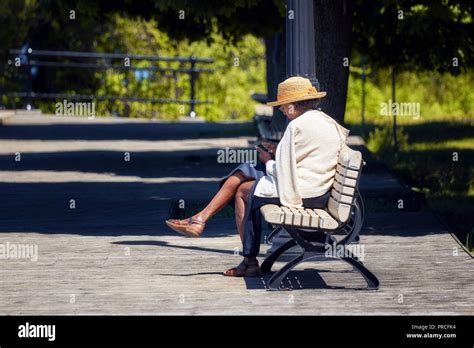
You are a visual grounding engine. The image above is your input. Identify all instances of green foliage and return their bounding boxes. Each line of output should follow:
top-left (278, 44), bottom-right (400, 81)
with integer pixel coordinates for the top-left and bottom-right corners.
top-left (2, 1), bottom-right (473, 122)
top-left (390, 149), bottom-right (472, 196)
top-left (0, 0), bottom-right (34, 48)
top-left (356, 65), bottom-right (474, 250)
top-left (89, 15), bottom-right (266, 120)
top-left (183, 32), bottom-right (266, 121)
top-left (429, 195), bottom-right (474, 252)
top-left (93, 15), bottom-right (180, 119)
top-left (367, 125), bottom-right (409, 155)
top-left (467, 229), bottom-right (474, 252)
top-left (345, 69), bottom-right (474, 126)
top-left (363, 118), bottom-right (474, 251)
top-left (353, 0), bottom-right (473, 74)
top-left (152, 0), bottom-right (284, 43)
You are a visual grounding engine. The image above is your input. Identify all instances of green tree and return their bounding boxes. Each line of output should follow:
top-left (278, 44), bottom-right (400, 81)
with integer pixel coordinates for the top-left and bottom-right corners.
top-left (2, 0), bottom-right (473, 123)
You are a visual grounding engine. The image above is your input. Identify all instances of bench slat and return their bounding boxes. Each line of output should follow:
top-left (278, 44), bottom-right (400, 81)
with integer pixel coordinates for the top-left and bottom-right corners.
top-left (332, 181), bottom-right (355, 197)
top-left (306, 209), bottom-right (320, 228)
top-left (334, 172), bottom-right (357, 187)
top-left (313, 209), bottom-right (339, 230)
top-left (328, 197), bottom-right (351, 223)
top-left (330, 190), bottom-right (353, 204)
top-left (338, 146), bottom-right (362, 170)
top-left (260, 145), bottom-right (362, 230)
top-left (260, 204), bottom-right (284, 224)
top-left (336, 164), bottom-right (359, 179)
top-left (281, 206), bottom-right (294, 225)
top-left (297, 208), bottom-right (311, 226)
top-left (289, 207), bottom-right (303, 226)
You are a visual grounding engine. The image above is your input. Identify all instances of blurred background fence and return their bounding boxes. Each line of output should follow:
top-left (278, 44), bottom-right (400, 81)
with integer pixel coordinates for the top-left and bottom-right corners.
top-left (3, 48), bottom-right (214, 118)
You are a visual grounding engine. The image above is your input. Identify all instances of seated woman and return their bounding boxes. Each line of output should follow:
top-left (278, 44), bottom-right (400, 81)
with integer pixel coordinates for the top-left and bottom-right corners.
top-left (166, 76), bottom-right (349, 277)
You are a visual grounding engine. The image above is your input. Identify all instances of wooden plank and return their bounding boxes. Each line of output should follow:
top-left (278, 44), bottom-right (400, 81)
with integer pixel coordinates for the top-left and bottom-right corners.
top-left (313, 209), bottom-right (339, 230)
top-left (281, 206), bottom-right (294, 225)
top-left (335, 172), bottom-right (357, 187)
top-left (0, 116), bottom-right (471, 316)
top-left (260, 205), bottom-right (283, 225)
top-left (289, 207), bottom-right (303, 226)
top-left (336, 164), bottom-right (359, 179)
top-left (338, 146), bottom-right (362, 170)
top-left (306, 209), bottom-right (320, 228)
top-left (297, 208), bottom-right (311, 227)
top-left (332, 181), bottom-right (355, 196)
top-left (331, 190), bottom-right (354, 204)
top-left (327, 197), bottom-right (351, 223)
top-left (0, 218), bottom-right (471, 315)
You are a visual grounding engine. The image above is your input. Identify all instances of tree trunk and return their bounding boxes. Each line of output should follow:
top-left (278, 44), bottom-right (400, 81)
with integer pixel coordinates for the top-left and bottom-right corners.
top-left (264, 30), bottom-right (287, 137)
top-left (313, 0), bottom-right (354, 124)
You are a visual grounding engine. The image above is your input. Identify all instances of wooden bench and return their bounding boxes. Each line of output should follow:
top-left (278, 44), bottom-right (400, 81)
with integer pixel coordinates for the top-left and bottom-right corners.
top-left (260, 144), bottom-right (380, 290)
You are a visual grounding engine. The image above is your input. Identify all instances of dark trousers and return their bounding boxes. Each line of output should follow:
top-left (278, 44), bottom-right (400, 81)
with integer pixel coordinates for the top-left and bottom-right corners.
top-left (242, 192), bottom-right (330, 258)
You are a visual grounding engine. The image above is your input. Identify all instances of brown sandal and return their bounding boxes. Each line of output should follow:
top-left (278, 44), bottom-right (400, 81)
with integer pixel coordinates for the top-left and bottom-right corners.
top-left (224, 259), bottom-right (261, 277)
top-left (165, 218), bottom-right (205, 238)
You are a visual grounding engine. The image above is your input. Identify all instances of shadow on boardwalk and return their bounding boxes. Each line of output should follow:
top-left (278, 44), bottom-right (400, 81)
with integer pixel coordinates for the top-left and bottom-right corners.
top-left (0, 120), bottom-right (255, 141)
top-left (0, 115), bottom-right (472, 314)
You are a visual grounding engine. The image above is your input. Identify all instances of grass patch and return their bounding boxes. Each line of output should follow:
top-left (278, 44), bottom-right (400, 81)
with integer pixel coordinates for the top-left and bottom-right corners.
top-left (429, 195), bottom-right (474, 251)
top-left (350, 119), bottom-right (473, 252)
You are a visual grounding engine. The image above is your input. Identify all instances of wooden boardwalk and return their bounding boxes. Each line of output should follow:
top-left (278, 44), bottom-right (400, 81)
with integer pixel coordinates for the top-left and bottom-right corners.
top-left (0, 113), bottom-right (472, 315)
top-left (0, 214), bottom-right (472, 315)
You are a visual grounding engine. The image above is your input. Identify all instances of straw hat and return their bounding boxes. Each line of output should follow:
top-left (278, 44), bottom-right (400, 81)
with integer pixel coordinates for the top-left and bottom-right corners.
top-left (267, 76), bottom-right (326, 106)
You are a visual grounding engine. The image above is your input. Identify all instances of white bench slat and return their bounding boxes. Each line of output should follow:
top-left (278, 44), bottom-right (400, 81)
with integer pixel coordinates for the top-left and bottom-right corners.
top-left (261, 205), bottom-right (322, 228)
top-left (332, 180), bottom-right (355, 196)
top-left (336, 164), bottom-right (359, 179)
top-left (338, 146), bottom-right (362, 169)
top-left (334, 172), bottom-right (357, 188)
top-left (281, 206), bottom-right (294, 225)
top-left (260, 145), bottom-right (362, 230)
top-left (289, 207), bottom-right (303, 226)
top-left (306, 209), bottom-right (320, 228)
top-left (297, 208), bottom-right (311, 226)
top-left (330, 190), bottom-right (353, 204)
top-left (313, 209), bottom-right (339, 230)
top-left (327, 197), bottom-right (351, 223)
top-left (260, 204), bottom-right (284, 224)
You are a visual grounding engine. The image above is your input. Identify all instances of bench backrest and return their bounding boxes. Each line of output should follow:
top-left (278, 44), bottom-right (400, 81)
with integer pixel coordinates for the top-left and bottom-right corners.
top-left (327, 144), bottom-right (363, 224)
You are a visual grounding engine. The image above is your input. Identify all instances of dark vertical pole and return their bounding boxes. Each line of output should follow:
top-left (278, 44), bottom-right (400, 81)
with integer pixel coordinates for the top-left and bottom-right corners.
top-left (173, 71), bottom-right (178, 99)
top-left (26, 47), bottom-right (33, 110)
top-left (267, 0), bottom-right (319, 258)
top-left (361, 59), bottom-right (366, 131)
top-left (392, 66), bottom-right (398, 151)
top-left (286, 0), bottom-right (320, 90)
top-left (265, 32), bottom-right (287, 138)
top-left (189, 56), bottom-right (196, 117)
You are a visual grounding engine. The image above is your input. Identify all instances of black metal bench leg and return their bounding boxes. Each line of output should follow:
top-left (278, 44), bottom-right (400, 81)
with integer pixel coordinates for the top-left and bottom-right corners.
top-left (267, 226), bottom-right (283, 243)
top-left (341, 256), bottom-right (380, 290)
top-left (261, 239), bottom-right (296, 274)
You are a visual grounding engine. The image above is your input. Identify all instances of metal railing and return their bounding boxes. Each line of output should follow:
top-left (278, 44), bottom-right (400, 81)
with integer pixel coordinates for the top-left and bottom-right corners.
top-left (3, 48), bottom-right (214, 117)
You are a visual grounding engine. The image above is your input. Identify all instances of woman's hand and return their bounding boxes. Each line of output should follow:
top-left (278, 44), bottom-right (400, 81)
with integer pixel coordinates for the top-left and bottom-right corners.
top-left (256, 146), bottom-right (273, 164)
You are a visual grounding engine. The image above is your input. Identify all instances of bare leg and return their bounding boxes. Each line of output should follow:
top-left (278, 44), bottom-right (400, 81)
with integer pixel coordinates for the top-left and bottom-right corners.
top-left (234, 180), bottom-right (255, 243)
top-left (197, 172), bottom-right (251, 222)
top-left (169, 171), bottom-right (251, 227)
top-left (224, 182), bottom-right (260, 277)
